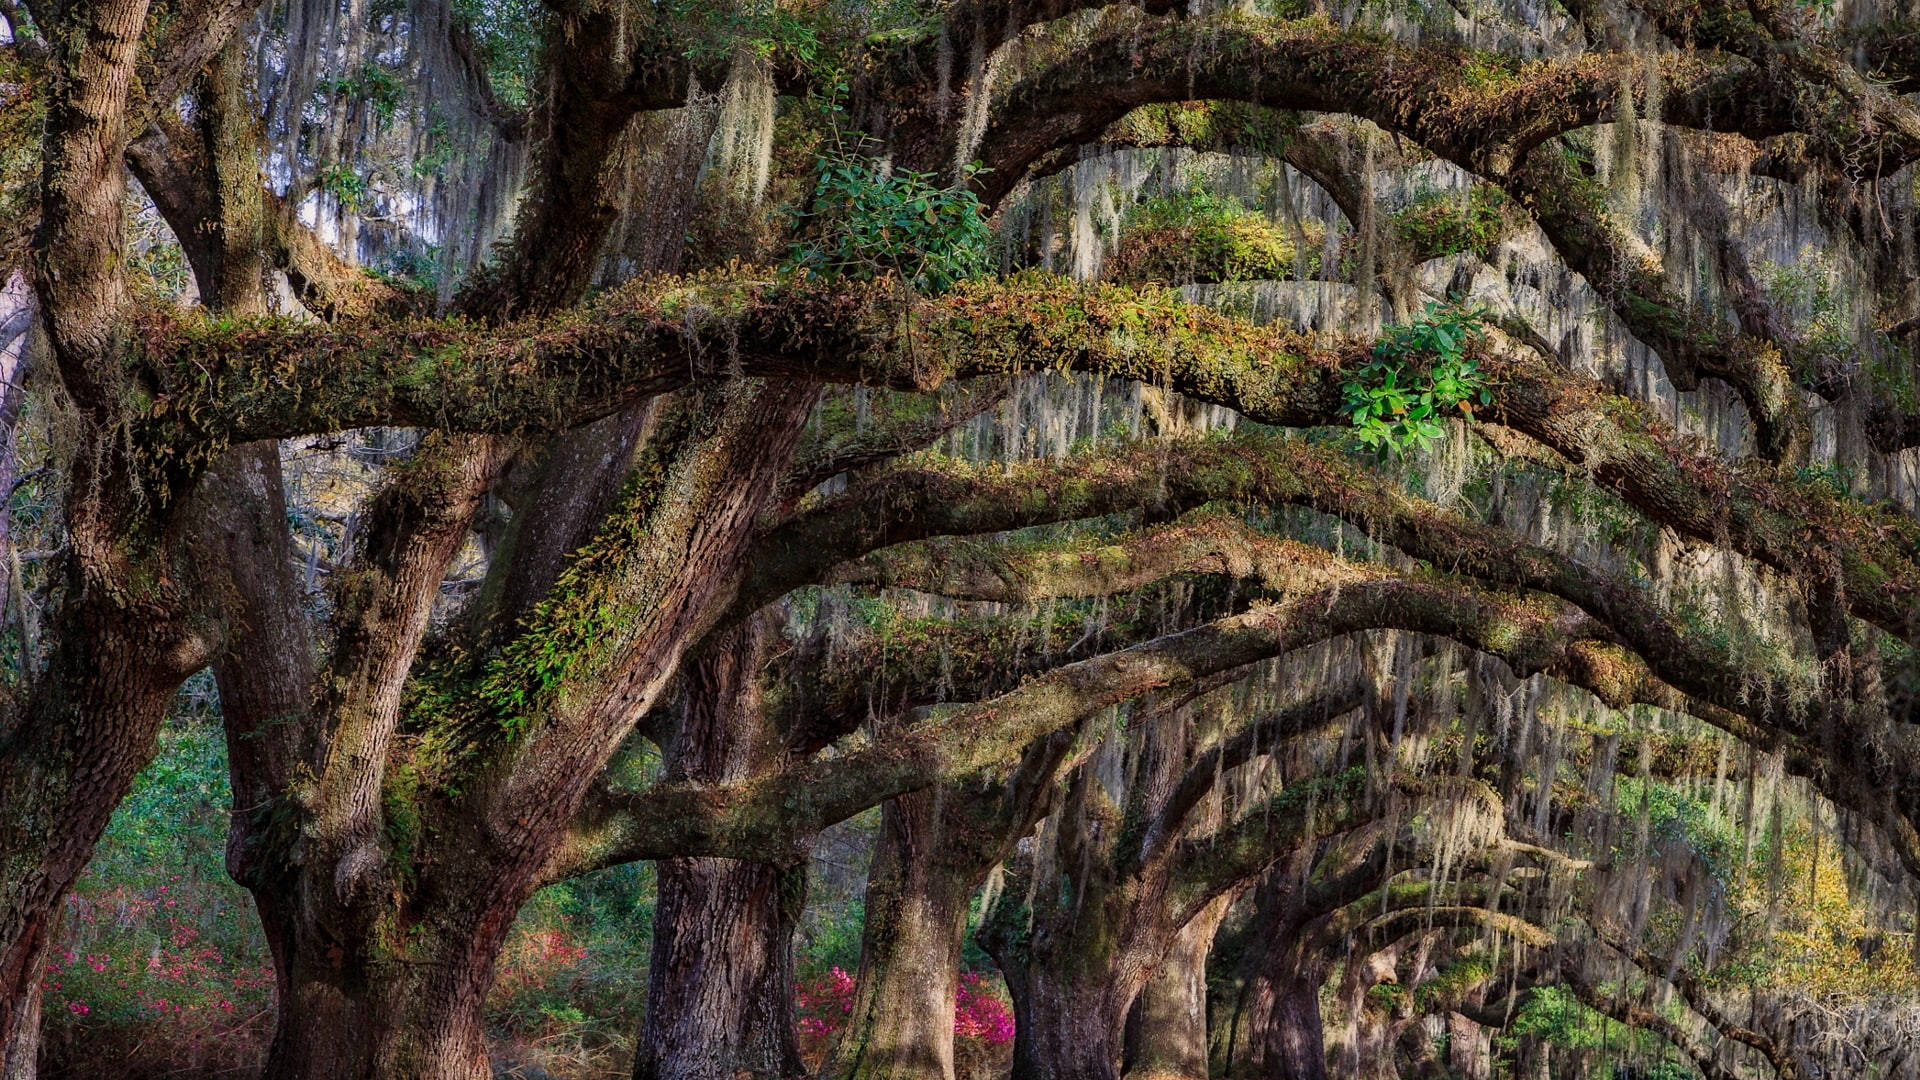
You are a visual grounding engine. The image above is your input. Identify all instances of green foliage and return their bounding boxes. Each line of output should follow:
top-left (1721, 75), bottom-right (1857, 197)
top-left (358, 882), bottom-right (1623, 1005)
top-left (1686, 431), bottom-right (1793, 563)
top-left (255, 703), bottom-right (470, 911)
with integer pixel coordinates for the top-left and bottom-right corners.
top-left (42, 695), bottom-right (276, 1076)
top-left (1125, 189), bottom-right (1253, 232)
top-left (1342, 302), bottom-right (1491, 455)
top-left (1760, 251), bottom-right (1871, 391)
top-left (799, 897), bottom-right (867, 977)
top-left (1415, 954), bottom-right (1494, 1011)
top-left (1504, 985), bottom-right (1615, 1051)
top-left (1367, 980), bottom-right (1411, 1012)
top-left (328, 60), bottom-right (405, 124)
top-left (1388, 184), bottom-right (1514, 258)
top-left (784, 146), bottom-right (992, 293)
top-left (452, 0), bottom-right (545, 106)
top-left (1110, 190), bottom-right (1314, 284)
top-left (318, 163), bottom-right (372, 213)
top-left (1611, 776), bottom-right (1739, 885)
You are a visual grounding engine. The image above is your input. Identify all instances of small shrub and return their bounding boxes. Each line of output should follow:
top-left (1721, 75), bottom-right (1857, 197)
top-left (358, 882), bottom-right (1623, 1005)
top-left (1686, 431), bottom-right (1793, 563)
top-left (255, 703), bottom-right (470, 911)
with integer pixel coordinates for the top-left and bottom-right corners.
top-left (1341, 301), bottom-right (1491, 456)
top-left (1109, 190), bottom-right (1317, 285)
top-left (784, 144), bottom-right (992, 292)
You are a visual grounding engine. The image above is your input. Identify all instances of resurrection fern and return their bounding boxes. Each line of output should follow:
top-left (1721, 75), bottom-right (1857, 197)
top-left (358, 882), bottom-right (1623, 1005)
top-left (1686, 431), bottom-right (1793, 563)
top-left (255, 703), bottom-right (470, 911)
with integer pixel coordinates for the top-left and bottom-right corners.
top-left (1341, 301), bottom-right (1491, 456)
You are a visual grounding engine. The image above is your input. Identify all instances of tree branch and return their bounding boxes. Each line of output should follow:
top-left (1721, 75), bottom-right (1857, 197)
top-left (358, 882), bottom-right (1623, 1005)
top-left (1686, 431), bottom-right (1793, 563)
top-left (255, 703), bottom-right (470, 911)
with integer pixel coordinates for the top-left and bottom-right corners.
top-left (144, 275), bottom-right (1920, 647)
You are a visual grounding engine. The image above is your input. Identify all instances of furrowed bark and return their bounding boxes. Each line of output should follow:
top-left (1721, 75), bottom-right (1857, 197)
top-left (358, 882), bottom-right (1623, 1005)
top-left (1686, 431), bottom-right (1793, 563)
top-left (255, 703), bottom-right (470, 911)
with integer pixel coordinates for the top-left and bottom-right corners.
top-left (636, 614), bottom-right (806, 1080)
top-left (831, 732), bottom-right (1077, 1080)
top-left (1122, 892), bottom-right (1233, 1080)
top-left (3, 0), bottom-right (213, 1060)
top-left (214, 20), bottom-right (741, 1077)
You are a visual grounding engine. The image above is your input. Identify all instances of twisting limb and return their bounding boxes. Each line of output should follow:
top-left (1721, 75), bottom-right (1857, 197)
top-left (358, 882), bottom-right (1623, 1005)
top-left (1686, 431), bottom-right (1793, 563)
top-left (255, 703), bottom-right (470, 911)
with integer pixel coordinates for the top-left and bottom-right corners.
top-left (1138, 681), bottom-right (1368, 873)
top-left (825, 509), bottom-right (1361, 605)
top-left (548, 541), bottom-right (1780, 875)
top-left (1560, 960), bottom-right (1771, 1080)
top-left (142, 274), bottom-right (1920, 646)
top-left (1501, 147), bottom-right (1811, 463)
top-left (1578, 920), bottom-right (1800, 1079)
top-left (779, 379), bottom-right (1012, 504)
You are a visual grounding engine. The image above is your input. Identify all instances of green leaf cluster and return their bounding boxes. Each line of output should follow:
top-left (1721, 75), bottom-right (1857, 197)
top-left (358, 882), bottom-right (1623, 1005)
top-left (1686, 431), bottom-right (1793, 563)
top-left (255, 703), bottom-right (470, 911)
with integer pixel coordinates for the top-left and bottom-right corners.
top-left (784, 146), bottom-right (992, 293)
top-left (1341, 301), bottom-right (1491, 455)
top-left (1111, 190), bottom-right (1315, 284)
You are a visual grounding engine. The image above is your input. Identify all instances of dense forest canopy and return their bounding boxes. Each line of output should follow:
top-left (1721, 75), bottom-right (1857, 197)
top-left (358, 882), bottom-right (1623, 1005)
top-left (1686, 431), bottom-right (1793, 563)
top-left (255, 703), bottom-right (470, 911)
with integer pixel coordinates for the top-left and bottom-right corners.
top-left (1, 0), bottom-right (1919, 1077)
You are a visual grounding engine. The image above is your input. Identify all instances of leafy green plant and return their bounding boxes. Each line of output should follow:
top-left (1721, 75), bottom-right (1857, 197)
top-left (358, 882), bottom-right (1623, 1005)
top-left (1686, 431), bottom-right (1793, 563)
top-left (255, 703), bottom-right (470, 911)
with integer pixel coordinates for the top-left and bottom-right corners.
top-left (318, 163), bottom-right (371, 213)
top-left (1110, 189), bottom-right (1315, 284)
top-left (1388, 184), bottom-right (1513, 258)
top-left (1341, 302), bottom-right (1491, 455)
top-left (784, 145), bottom-right (992, 292)
top-left (329, 60), bottom-right (405, 124)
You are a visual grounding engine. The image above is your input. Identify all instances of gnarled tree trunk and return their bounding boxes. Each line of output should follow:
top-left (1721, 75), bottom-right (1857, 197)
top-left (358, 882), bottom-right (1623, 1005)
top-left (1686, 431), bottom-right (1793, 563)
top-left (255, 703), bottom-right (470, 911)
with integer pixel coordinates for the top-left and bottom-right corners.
top-left (638, 859), bottom-right (806, 1080)
top-left (636, 615), bottom-right (806, 1080)
top-left (835, 731), bottom-right (1079, 1080)
top-left (1252, 966), bottom-right (1330, 1080)
top-left (1124, 892), bottom-right (1234, 1080)
top-left (832, 793), bottom-right (982, 1080)
top-left (256, 920), bottom-right (505, 1080)
top-left (1021, 973), bottom-right (1135, 1080)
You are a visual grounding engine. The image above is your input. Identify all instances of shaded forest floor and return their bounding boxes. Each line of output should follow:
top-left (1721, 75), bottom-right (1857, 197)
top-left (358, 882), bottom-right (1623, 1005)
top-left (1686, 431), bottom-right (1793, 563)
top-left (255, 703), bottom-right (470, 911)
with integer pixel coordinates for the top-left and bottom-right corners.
top-left (33, 703), bottom-right (1013, 1080)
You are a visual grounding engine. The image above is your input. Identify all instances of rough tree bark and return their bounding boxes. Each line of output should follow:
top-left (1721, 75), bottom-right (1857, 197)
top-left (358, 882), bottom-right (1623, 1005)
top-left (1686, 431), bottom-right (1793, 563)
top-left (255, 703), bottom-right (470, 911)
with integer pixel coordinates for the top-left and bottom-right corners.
top-left (1, 0), bottom-right (219, 1062)
top-left (635, 614), bottom-right (807, 1080)
top-left (1123, 892), bottom-right (1235, 1080)
top-left (832, 732), bottom-right (1075, 1080)
top-left (1243, 862), bottom-right (1337, 1080)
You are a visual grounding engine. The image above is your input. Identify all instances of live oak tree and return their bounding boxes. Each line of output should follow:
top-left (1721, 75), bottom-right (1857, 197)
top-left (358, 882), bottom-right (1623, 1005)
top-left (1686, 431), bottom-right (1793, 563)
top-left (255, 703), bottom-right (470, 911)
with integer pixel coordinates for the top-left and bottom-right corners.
top-left (3, 0), bottom-right (1920, 1077)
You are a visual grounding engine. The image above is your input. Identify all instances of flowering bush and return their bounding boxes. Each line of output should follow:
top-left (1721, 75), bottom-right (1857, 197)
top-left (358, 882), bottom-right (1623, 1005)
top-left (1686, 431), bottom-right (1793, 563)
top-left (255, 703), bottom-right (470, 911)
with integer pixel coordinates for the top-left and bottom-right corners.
top-left (794, 966), bottom-right (1015, 1074)
top-left (953, 971), bottom-right (1015, 1045)
top-left (40, 878), bottom-right (275, 1077)
top-left (489, 921), bottom-right (595, 1035)
top-left (795, 965), bottom-right (859, 1060)
top-left (486, 876), bottom-right (654, 1079)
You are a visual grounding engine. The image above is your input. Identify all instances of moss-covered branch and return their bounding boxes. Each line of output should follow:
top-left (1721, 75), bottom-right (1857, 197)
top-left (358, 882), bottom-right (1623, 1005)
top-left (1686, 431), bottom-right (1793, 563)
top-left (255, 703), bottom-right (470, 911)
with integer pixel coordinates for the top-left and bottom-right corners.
top-left (1169, 775), bottom-right (1507, 928)
top-left (1140, 679), bottom-right (1368, 873)
top-left (825, 510), bottom-right (1361, 604)
top-left (553, 526), bottom-right (1841, 878)
top-left (1577, 920), bottom-right (1799, 1079)
top-left (769, 577), bottom-right (1284, 755)
top-left (779, 380), bottom-right (1010, 504)
top-left (969, 15), bottom-right (1816, 205)
top-left (1502, 147), bottom-right (1810, 461)
top-left (143, 273), bottom-right (1920, 647)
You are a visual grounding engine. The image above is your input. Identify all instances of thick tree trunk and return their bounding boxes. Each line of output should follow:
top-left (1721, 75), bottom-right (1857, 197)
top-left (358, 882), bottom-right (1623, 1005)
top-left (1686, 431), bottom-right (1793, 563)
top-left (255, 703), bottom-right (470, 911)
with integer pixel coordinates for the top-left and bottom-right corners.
top-left (2, 0), bottom-right (210, 1058)
top-left (1022, 973), bottom-right (1128, 1080)
top-left (257, 927), bottom-right (499, 1080)
top-left (837, 730), bottom-right (1079, 1080)
top-left (636, 858), bottom-right (806, 1080)
top-left (636, 614), bottom-right (805, 1080)
top-left (0, 913), bottom-right (46, 1080)
top-left (1243, 850), bottom-right (1346, 1080)
top-left (1124, 893), bottom-right (1233, 1080)
top-left (0, 276), bottom-right (34, 1080)
top-left (1253, 972), bottom-right (1329, 1080)
top-left (0, 603), bottom-right (200, 1054)
top-left (831, 793), bottom-right (979, 1080)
